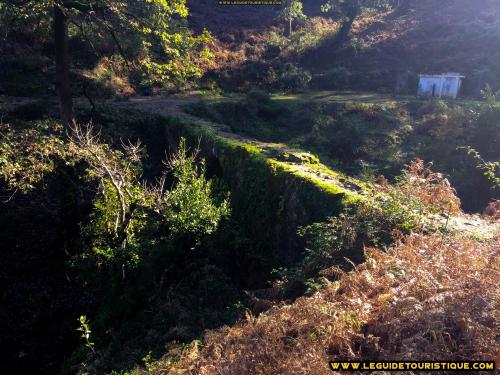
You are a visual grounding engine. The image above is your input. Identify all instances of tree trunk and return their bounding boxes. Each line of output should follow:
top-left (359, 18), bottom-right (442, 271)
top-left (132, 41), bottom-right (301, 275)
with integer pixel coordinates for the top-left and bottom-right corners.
top-left (54, 4), bottom-right (74, 128)
top-left (289, 18), bottom-right (292, 36)
top-left (333, 6), bottom-right (360, 48)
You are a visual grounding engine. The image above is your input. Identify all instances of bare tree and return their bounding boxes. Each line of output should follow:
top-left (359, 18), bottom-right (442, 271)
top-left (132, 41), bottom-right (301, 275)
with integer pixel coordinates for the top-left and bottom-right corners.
top-left (69, 123), bottom-right (145, 247)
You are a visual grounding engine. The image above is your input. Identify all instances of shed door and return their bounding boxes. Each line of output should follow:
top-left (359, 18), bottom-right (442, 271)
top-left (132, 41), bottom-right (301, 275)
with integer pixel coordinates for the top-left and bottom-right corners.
top-left (442, 77), bottom-right (456, 98)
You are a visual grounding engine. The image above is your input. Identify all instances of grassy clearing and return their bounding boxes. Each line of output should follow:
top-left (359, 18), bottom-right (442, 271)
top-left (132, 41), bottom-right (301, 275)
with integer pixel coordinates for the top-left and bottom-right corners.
top-left (272, 91), bottom-right (486, 106)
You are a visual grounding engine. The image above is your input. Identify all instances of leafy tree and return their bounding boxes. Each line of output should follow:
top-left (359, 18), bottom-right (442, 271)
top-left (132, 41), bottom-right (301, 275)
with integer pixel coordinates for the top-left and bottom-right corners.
top-left (1, 120), bottom-right (229, 269)
top-left (0, 0), bottom-right (214, 127)
top-left (160, 138), bottom-right (230, 241)
top-left (321, 0), bottom-right (392, 47)
top-left (69, 126), bottom-right (230, 266)
top-left (70, 123), bottom-right (149, 249)
top-left (0, 120), bottom-right (67, 193)
top-left (279, 0), bottom-right (306, 36)
top-left (481, 83), bottom-right (500, 106)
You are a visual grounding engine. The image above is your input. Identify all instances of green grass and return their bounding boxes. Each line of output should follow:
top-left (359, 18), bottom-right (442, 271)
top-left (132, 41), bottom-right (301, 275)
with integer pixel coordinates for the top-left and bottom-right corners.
top-left (272, 90), bottom-right (486, 106)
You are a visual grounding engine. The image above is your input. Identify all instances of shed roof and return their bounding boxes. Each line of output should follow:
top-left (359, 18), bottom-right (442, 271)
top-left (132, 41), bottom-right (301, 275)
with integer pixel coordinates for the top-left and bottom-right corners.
top-left (419, 73), bottom-right (465, 78)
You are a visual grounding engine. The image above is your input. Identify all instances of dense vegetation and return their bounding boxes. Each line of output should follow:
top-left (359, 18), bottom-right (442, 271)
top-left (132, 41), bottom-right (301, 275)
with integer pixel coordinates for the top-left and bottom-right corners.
top-left (0, 0), bottom-right (499, 374)
top-left (0, 115), bottom-right (237, 373)
top-left (187, 92), bottom-right (499, 211)
top-left (155, 234), bottom-right (499, 374)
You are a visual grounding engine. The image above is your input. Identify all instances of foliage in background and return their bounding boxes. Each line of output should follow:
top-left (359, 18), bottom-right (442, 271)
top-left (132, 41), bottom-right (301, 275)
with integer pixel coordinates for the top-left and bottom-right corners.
top-left (185, 90), bottom-right (293, 141)
top-left (413, 99), bottom-right (499, 211)
top-left (266, 18), bottom-right (337, 58)
top-left (317, 66), bottom-right (352, 89)
top-left (0, 0), bottom-right (215, 93)
top-left (140, 29), bottom-right (215, 88)
top-left (278, 0), bottom-right (306, 36)
top-left (277, 63), bottom-right (312, 92)
top-left (461, 147), bottom-right (500, 190)
top-left (481, 83), bottom-right (500, 106)
top-left (187, 95), bottom-right (498, 212)
top-left (320, 0), bottom-right (393, 47)
top-left (0, 121), bottom-right (69, 192)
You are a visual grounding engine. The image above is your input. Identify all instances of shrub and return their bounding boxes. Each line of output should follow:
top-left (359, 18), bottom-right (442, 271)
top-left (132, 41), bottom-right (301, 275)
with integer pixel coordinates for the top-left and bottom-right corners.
top-left (81, 56), bottom-right (135, 98)
top-left (298, 208), bottom-right (373, 276)
top-left (277, 63), bottom-right (312, 92)
top-left (483, 200), bottom-right (500, 220)
top-left (461, 146), bottom-right (500, 190)
top-left (415, 99), bottom-right (449, 118)
top-left (414, 101), bottom-right (471, 138)
top-left (299, 159), bottom-right (461, 275)
top-left (295, 159), bottom-right (459, 279)
top-left (397, 159), bottom-right (461, 215)
top-left (318, 66), bottom-right (352, 89)
top-left (245, 89), bottom-right (272, 106)
top-left (161, 138), bottom-right (230, 241)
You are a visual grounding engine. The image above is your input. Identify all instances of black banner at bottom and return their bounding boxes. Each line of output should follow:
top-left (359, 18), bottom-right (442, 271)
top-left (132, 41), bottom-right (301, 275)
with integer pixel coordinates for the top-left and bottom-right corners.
top-left (329, 361), bottom-right (496, 372)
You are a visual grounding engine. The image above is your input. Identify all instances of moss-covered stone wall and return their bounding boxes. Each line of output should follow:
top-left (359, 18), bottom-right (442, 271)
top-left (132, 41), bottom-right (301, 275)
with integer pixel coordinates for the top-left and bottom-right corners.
top-left (135, 114), bottom-right (362, 268)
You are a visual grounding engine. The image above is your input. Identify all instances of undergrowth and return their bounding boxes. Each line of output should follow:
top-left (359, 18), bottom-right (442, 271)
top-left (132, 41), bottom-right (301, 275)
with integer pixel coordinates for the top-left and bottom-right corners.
top-left (186, 95), bottom-right (499, 212)
top-left (148, 233), bottom-right (499, 374)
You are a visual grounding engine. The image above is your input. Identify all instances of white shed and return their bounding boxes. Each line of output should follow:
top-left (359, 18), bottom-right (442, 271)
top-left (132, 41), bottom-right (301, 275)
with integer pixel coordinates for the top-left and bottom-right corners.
top-left (418, 73), bottom-right (464, 99)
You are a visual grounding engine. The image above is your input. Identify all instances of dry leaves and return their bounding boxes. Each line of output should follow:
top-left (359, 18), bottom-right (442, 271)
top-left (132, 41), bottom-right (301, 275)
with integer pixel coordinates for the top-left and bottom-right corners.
top-left (150, 234), bottom-right (499, 374)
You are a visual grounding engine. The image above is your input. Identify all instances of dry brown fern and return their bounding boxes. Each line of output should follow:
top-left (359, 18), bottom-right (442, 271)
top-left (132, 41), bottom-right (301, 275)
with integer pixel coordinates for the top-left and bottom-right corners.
top-left (484, 200), bottom-right (500, 221)
top-left (399, 159), bottom-right (462, 214)
top-left (149, 234), bottom-right (499, 375)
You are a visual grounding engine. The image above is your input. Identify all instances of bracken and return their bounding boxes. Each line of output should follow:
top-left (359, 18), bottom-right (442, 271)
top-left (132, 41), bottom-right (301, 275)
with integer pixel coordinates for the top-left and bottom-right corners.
top-left (150, 233), bottom-right (499, 375)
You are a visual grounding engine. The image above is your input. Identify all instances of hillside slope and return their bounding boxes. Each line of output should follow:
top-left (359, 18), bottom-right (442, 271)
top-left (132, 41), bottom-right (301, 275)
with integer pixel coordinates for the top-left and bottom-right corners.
top-left (311, 0), bottom-right (500, 93)
top-left (187, 0), bottom-right (324, 35)
top-left (99, 94), bottom-right (499, 374)
top-left (186, 0), bottom-right (500, 93)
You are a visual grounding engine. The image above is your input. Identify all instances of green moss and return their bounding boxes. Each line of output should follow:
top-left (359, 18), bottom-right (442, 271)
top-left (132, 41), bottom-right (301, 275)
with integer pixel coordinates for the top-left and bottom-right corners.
top-left (125, 110), bottom-right (370, 269)
top-left (270, 161), bottom-right (341, 195)
top-left (242, 144), bottom-right (264, 156)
